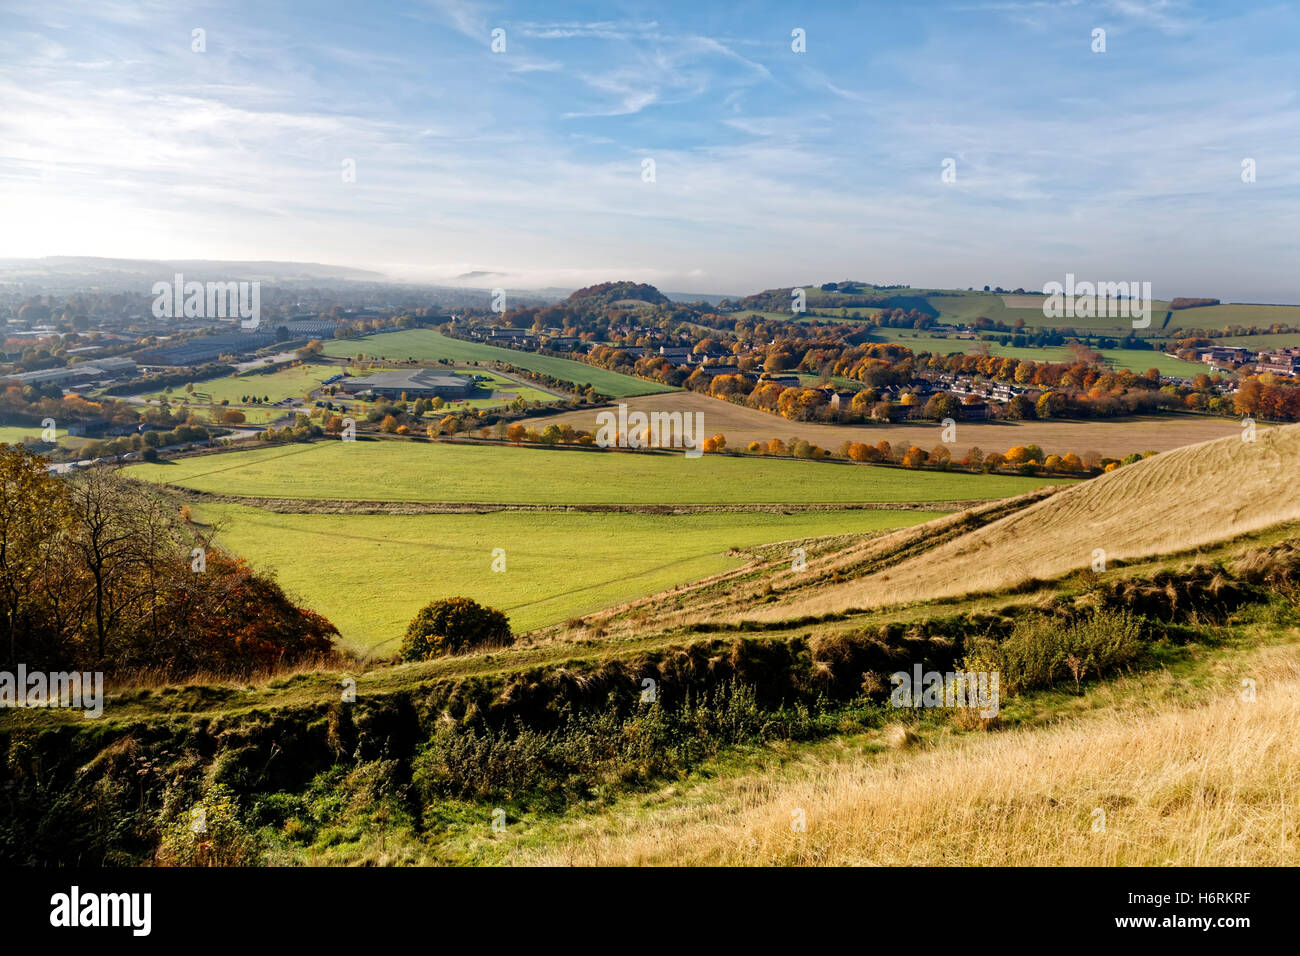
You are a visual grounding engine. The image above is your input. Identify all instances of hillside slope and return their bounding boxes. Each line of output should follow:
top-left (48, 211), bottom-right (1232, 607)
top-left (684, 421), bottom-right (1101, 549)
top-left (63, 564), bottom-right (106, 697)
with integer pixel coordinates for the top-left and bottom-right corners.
top-left (747, 421), bottom-right (1300, 621)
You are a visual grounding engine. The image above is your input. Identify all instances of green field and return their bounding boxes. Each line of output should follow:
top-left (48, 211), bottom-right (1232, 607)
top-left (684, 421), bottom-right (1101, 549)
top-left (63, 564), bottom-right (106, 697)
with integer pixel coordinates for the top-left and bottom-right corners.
top-left (1159, 303), bottom-right (1300, 332)
top-left (146, 401), bottom-right (284, 425)
top-left (200, 503), bottom-right (944, 650)
top-left (801, 289), bottom-right (1151, 331)
top-left (1217, 332), bottom-right (1300, 349)
top-left (441, 371), bottom-right (557, 410)
top-left (142, 362), bottom-right (337, 405)
top-left (126, 440), bottom-right (1066, 504)
top-left (795, 373), bottom-right (863, 391)
top-left (323, 329), bottom-right (677, 398)
top-left (0, 424), bottom-right (60, 446)
top-left (861, 328), bottom-right (1208, 377)
top-left (753, 287), bottom-right (1300, 338)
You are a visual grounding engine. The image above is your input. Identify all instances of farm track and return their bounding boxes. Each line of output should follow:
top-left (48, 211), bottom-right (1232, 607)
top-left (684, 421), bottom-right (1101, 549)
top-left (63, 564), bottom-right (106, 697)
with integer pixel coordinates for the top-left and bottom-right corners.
top-left (162, 484), bottom-right (986, 515)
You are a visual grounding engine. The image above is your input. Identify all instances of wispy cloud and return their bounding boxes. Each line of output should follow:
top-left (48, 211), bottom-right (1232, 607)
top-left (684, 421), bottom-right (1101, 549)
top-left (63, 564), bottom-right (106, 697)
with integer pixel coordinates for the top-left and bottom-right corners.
top-left (0, 0), bottom-right (1294, 299)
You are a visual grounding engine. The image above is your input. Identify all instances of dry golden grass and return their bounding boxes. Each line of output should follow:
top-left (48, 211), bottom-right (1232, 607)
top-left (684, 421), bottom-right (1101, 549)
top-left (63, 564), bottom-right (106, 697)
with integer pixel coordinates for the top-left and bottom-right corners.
top-left (551, 490), bottom-right (1056, 637)
top-left (753, 422), bottom-right (1300, 622)
top-left (518, 643), bottom-right (1300, 866)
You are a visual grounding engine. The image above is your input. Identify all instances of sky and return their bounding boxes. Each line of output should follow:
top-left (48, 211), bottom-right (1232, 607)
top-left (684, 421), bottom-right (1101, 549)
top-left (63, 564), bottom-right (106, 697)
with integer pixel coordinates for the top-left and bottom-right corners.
top-left (0, 0), bottom-right (1297, 300)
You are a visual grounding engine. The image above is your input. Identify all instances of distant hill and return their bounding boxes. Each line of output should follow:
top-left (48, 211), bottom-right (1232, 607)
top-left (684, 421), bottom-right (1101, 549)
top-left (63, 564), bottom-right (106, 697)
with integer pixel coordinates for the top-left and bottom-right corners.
top-left (566, 281), bottom-right (671, 309)
top-left (664, 291), bottom-right (734, 306)
top-left (0, 256), bottom-right (385, 284)
top-left (727, 283), bottom-right (939, 316)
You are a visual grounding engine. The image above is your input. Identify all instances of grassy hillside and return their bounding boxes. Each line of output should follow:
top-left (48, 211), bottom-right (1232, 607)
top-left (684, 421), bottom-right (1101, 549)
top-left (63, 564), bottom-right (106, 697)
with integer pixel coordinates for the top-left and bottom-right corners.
top-left (125, 440), bottom-right (1063, 505)
top-left (513, 637), bottom-right (1300, 866)
top-left (726, 423), bottom-right (1300, 623)
top-left (6, 514), bottom-right (1297, 866)
top-left (199, 504), bottom-right (943, 650)
top-left (7, 391), bottom-right (1298, 869)
top-left (861, 328), bottom-right (1208, 377)
top-left (798, 288), bottom-right (1300, 335)
top-left (322, 329), bottom-right (676, 398)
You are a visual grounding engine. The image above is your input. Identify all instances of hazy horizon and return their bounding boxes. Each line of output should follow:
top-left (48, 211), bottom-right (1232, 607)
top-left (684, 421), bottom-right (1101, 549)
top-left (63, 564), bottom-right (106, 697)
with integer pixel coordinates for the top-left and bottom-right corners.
top-left (3, 0), bottom-right (1297, 299)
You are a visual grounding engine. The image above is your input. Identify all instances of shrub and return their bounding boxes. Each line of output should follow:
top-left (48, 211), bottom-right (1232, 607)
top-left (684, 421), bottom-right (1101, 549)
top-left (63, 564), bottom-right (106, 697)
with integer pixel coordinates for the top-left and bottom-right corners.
top-left (157, 784), bottom-right (257, 867)
top-left (973, 610), bottom-right (1145, 694)
top-left (399, 597), bottom-right (512, 661)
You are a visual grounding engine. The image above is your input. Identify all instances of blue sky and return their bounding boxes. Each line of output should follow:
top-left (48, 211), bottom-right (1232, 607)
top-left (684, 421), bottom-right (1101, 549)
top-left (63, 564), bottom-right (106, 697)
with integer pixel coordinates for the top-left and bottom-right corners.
top-left (1, 0), bottom-right (1297, 299)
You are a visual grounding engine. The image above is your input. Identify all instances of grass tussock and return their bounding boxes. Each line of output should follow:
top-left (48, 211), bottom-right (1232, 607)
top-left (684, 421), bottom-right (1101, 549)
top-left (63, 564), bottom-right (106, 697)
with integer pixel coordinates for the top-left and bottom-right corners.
top-left (517, 647), bottom-right (1300, 866)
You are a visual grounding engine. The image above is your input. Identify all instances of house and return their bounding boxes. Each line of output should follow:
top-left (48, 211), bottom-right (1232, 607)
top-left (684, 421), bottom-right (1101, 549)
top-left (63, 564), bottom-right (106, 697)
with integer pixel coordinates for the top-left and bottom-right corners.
top-left (693, 364), bottom-right (747, 379)
top-left (827, 390), bottom-right (859, 410)
top-left (337, 368), bottom-right (476, 400)
top-left (1200, 346), bottom-right (1252, 368)
top-left (760, 375), bottom-right (802, 388)
top-left (1256, 348), bottom-right (1300, 377)
top-left (658, 346), bottom-right (694, 364)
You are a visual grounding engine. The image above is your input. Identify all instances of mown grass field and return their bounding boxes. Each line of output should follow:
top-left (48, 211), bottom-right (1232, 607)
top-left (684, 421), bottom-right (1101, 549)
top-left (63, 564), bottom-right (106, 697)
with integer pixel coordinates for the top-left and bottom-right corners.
top-left (199, 503), bottom-right (944, 650)
top-left (0, 424), bottom-right (83, 447)
top-left (1218, 331), bottom-right (1300, 349)
top-left (323, 329), bottom-right (677, 398)
top-left (143, 362), bottom-right (337, 405)
top-left (444, 371), bottom-right (557, 409)
top-left (126, 440), bottom-right (1064, 504)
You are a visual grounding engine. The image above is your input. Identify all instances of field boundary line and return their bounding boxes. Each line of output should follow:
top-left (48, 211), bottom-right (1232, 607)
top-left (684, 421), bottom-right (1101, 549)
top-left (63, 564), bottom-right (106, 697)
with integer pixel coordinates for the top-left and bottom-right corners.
top-left (162, 486), bottom-right (979, 514)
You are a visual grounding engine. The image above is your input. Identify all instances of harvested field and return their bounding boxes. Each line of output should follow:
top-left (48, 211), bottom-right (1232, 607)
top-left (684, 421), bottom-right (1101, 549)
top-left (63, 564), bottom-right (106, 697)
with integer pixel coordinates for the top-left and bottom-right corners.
top-left (524, 391), bottom-right (1246, 459)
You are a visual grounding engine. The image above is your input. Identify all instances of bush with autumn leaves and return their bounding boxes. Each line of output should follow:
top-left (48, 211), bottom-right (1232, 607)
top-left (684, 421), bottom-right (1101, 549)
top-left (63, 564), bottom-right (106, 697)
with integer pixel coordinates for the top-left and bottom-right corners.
top-left (0, 444), bottom-right (339, 678)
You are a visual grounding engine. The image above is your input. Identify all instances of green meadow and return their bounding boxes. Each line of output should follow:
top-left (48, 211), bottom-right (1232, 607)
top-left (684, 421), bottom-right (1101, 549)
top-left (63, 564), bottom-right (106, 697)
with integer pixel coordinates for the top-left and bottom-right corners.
top-left (143, 362), bottom-right (337, 405)
top-left (815, 292), bottom-right (1300, 335)
top-left (126, 440), bottom-right (1065, 504)
top-left (323, 329), bottom-right (676, 398)
top-left (1218, 332), bottom-right (1300, 349)
top-left (861, 328), bottom-right (1208, 377)
top-left (198, 503), bottom-right (944, 650)
top-left (0, 424), bottom-right (62, 446)
top-left (442, 371), bottom-right (557, 409)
